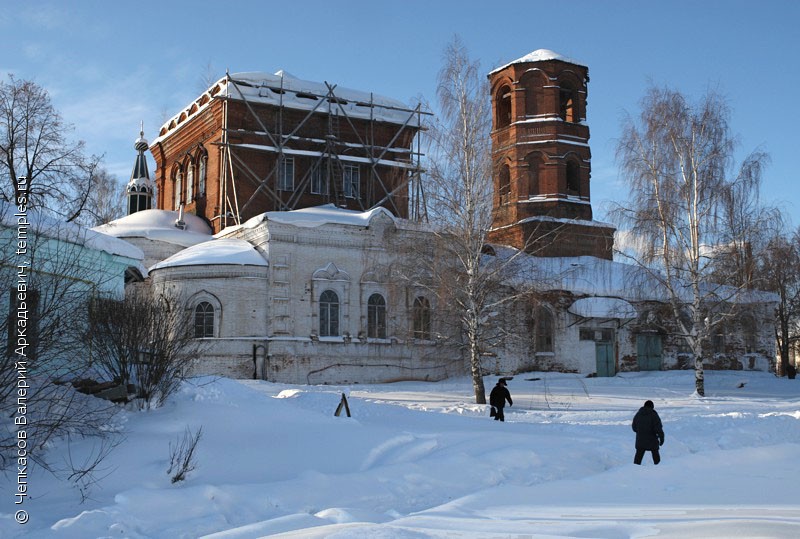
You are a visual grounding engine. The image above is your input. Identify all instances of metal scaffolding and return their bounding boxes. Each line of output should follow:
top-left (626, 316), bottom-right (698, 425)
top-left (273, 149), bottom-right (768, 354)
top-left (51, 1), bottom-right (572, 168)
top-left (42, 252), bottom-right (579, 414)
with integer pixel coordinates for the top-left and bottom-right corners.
top-left (217, 73), bottom-right (431, 229)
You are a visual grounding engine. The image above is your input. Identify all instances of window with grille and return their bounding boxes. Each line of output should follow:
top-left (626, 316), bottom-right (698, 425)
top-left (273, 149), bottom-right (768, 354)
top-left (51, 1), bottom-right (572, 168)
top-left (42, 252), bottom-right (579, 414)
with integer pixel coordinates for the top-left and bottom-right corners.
top-left (194, 302), bottom-right (214, 338)
top-left (320, 290), bottom-right (340, 337)
top-left (367, 293), bottom-right (386, 339)
top-left (412, 296), bottom-right (431, 340)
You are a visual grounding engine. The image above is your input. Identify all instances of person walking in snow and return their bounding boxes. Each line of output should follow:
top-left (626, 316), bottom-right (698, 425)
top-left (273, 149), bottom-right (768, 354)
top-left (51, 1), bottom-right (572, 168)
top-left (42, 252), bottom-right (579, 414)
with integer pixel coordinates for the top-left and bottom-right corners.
top-left (489, 378), bottom-right (513, 421)
top-left (632, 400), bottom-right (665, 465)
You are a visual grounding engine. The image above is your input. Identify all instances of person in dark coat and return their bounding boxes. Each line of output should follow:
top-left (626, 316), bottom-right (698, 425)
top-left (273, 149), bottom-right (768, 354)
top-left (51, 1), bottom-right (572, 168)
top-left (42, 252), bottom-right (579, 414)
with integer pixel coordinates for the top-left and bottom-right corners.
top-left (632, 400), bottom-right (665, 465)
top-left (489, 378), bottom-right (513, 421)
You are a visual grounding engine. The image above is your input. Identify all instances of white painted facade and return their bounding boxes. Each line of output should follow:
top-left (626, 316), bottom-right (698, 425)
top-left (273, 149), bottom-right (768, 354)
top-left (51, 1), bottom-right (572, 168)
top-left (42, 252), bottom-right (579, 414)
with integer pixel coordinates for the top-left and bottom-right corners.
top-left (97, 205), bottom-right (778, 384)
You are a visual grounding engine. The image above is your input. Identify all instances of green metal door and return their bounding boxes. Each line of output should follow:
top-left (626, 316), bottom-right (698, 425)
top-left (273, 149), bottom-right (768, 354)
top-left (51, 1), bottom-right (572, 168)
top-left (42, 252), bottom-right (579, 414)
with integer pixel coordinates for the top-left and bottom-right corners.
top-left (596, 342), bottom-right (615, 377)
top-left (637, 335), bottom-right (662, 371)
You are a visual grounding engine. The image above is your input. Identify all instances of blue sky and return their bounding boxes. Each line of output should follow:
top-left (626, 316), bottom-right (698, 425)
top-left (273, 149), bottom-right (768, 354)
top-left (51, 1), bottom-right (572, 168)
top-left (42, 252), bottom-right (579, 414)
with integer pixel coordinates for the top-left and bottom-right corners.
top-left (2, 0), bottom-right (799, 226)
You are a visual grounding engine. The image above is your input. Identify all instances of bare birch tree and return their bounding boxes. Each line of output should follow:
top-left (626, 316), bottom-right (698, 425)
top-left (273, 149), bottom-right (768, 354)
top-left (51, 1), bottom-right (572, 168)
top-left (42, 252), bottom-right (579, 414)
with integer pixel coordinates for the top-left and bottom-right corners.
top-left (612, 85), bottom-right (771, 396)
top-left (414, 37), bottom-right (539, 404)
top-left (79, 166), bottom-right (126, 227)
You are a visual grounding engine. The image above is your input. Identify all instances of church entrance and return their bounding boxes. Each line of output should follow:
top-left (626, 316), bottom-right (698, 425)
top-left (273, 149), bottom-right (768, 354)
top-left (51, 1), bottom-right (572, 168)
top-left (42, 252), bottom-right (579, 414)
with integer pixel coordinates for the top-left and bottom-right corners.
top-left (595, 341), bottom-right (615, 377)
top-left (581, 328), bottom-right (616, 377)
top-left (637, 334), bottom-right (663, 371)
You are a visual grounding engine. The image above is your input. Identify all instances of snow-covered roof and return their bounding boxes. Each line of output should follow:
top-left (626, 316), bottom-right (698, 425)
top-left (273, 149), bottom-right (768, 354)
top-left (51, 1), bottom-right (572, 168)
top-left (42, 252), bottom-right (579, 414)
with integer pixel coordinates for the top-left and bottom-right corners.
top-left (221, 204), bottom-right (396, 234)
top-left (499, 249), bottom-right (778, 305)
top-left (1, 201), bottom-right (143, 262)
top-left (516, 254), bottom-right (662, 300)
top-left (150, 238), bottom-right (267, 271)
top-left (489, 48), bottom-right (586, 75)
top-left (568, 297), bottom-right (638, 319)
top-left (93, 209), bottom-right (213, 248)
top-left (154, 70), bottom-right (422, 145)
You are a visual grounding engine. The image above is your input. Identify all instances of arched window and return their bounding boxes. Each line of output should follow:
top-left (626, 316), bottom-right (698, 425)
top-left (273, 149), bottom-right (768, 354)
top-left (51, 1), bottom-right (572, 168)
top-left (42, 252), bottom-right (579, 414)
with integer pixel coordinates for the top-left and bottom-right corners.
top-left (413, 296), bottom-right (431, 340)
top-left (173, 168), bottom-right (183, 210)
top-left (526, 154), bottom-right (543, 197)
top-left (186, 159), bottom-right (194, 201)
top-left (367, 293), bottom-right (386, 339)
top-left (128, 185), bottom-right (151, 214)
top-left (520, 71), bottom-right (541, 117)
top-left (496, 84), bottom-right (512, 128)
top-left (140, 185), bottom-right (152, 211)
top-left (194, 302), bottom-right (214, 338)
top-left (128, 186), bottom-right (147, 214)
top-left (498, 164), bottom-right (511, 204)
top-left (566, 160), bottom-right (580, 195)
top-left (535, 306), bottom-right (554, 352)
top-left (319, 290), bottom-right (340, 337)
top-left (198, 154), bottom-right (207, 196)
top-left (559, 81), bottom-right (576, 122)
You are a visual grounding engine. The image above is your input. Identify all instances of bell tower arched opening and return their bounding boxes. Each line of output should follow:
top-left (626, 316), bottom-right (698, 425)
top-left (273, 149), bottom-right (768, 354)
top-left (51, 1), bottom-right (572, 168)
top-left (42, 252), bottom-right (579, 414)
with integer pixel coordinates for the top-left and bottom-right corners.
top-left (495, 84), bottom-right (512, 128)
top-left (487, 49), bottom-right (615, 259)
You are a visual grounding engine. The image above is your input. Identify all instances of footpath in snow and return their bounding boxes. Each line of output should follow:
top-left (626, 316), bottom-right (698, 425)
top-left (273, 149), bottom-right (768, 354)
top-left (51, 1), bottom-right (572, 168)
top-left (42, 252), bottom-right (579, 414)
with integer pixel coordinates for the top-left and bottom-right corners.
top-left (1, 370), bottom-right (799, 538)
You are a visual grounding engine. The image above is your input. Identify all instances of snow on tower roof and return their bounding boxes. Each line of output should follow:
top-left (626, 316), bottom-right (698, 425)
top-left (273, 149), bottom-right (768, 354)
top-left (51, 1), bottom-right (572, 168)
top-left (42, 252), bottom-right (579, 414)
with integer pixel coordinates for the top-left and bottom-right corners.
top-left (150, 238), bottom-right (267, 271)
top-left (489, 49), bottom-right (586, 75)
top-left (93, 209), bottom-right (213, 247)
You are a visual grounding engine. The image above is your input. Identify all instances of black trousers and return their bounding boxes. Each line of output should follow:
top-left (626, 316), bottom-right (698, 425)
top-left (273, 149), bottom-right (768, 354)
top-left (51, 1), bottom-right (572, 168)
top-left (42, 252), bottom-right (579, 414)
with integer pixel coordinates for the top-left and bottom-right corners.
top-left (634, 448), bottom-right (660, 465)
top-left (494, 407), bottom-right (505, 421)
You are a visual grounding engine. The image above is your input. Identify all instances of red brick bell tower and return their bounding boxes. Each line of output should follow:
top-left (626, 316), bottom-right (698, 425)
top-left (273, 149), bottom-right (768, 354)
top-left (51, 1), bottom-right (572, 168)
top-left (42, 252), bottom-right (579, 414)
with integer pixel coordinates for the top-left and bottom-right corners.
top-left (487, 49), bottom-right (614, 259)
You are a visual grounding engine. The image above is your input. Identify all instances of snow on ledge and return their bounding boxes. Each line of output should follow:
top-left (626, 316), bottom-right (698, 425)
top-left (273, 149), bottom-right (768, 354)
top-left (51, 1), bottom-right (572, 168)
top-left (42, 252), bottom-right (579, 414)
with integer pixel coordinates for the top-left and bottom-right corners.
top-left (224, 204), bottom-right (396, 233)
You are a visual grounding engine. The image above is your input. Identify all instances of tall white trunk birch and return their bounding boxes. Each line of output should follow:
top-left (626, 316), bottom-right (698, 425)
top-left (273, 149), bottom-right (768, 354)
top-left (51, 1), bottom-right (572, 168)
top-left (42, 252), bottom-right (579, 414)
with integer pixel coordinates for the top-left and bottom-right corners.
top-left (614, 86), bottom-right (770, 396)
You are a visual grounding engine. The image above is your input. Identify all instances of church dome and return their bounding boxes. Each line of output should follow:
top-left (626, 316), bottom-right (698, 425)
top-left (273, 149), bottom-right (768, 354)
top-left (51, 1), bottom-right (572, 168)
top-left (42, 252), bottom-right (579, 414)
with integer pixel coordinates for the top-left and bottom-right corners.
top-left (93, 209), bottom-right (213, 247)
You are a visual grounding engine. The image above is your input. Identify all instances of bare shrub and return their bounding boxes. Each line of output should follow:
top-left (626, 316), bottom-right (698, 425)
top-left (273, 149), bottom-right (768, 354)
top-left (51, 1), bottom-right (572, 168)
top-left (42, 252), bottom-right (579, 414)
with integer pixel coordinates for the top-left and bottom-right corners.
top-left (88, 285), bottom-right (200, 409)
top-left (167, 426), bottom-right (203, 483)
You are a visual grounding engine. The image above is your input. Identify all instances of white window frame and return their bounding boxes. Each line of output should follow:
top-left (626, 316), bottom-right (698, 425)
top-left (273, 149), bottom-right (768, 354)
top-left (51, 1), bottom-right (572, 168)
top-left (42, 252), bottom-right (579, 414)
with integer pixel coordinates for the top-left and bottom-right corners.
top-left (343, 164), bottom-right (359, 198)
top-left (174, 169), bottom-right (182, 210)
top-left (186, 161), bottom-right (194, 201)
top-left (278, 156), bottom-right (295, 191)
top-left (311, 161), bottom-right (328, 195)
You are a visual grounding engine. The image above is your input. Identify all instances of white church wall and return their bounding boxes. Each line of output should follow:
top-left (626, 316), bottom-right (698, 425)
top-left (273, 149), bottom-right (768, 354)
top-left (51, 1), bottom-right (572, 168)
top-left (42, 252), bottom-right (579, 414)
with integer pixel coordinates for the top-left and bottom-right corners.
top-left (214, 212), bottom-right (465, 384)
top-left (266, 338), bottom-right (463, 385)
top-left (129, 204), bottom-right (779, 385)
top-left (150, 263), bottom-right (270, 378)
top-left (121, 237), bottom-right (187, 270)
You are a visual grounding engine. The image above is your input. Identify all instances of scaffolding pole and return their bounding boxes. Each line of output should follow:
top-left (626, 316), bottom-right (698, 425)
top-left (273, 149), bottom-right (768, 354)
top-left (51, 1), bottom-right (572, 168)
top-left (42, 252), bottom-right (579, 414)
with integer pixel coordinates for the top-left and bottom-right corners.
top-left (220, 74), bottom-right (431, 224)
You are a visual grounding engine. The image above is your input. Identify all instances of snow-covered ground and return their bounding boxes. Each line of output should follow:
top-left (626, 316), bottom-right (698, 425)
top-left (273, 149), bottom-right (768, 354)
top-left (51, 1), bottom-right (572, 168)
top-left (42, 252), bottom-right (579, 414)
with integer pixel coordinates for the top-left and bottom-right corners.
top-left (2, 370), bottom-right (799, 538)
